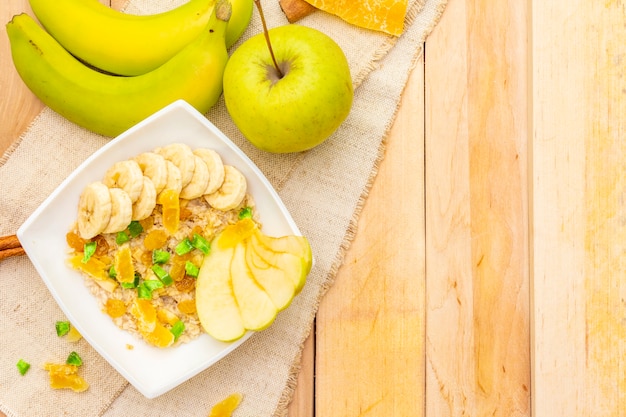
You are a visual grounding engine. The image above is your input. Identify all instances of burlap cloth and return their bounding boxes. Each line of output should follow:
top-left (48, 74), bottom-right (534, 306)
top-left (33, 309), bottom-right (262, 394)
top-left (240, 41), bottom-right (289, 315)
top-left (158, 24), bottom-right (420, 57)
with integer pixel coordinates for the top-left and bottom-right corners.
top-left (0, 0), bottom-right (446, 415)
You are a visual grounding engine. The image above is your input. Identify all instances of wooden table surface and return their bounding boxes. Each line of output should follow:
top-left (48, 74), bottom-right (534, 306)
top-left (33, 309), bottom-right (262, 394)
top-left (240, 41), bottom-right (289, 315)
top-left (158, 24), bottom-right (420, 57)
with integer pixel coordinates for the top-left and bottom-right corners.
top-left (2, 0), bottom-right (625, 416)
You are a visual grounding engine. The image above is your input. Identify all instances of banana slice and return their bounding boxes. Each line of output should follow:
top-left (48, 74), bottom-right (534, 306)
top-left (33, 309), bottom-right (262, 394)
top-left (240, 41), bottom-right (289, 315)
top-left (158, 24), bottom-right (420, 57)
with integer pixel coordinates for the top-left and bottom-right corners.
top-left (204, 165), bottom-right (247, 211)
top-left (157, 160), bottom-right (183, 201)
top-left (134, 152), bottom-right (168, 195)
top-left (77, 181), bottom-right (112, 239)
top-left (180, 155), bottom-right (210, 200)
top-left (102, 160), bottom-right (144, 203)
top-left (132, 176), bottom-right (157, 221)
top-left (155, 143), bottom-right (195, 188)
top-left (103, 188), bottom-right (133, 234)
top-left (193, 148), bottom-right (225, 195)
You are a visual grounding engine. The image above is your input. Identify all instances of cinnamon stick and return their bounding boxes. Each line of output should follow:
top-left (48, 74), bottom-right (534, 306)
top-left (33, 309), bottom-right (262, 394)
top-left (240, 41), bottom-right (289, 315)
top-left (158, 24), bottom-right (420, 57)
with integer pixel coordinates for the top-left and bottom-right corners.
top-left (0, 235), bottom-right (25, 261)
top-left (279, 0), bottom-right (317, 23)
top-left (0, 246), bottom-right (26, 261)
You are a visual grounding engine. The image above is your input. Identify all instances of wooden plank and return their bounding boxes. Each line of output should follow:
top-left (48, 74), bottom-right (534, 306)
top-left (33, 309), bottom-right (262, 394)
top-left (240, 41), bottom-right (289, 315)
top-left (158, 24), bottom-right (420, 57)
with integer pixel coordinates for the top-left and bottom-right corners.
top-left (287, 333), bottom-right (314, 416)
top-left (313, 56), bottom-right (426, 416)
top-left (424, 0), bottom-right (530, 415)
top-left (531, 0), bottom-right (626, 415)
top-left (0, 0), bottom-right (45, 156)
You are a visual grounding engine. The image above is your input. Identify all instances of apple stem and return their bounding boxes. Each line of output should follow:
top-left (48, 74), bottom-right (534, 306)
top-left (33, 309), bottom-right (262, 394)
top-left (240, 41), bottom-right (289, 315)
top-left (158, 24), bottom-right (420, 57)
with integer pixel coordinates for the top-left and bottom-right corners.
top-left (254, 0), bottom-right (284, 78)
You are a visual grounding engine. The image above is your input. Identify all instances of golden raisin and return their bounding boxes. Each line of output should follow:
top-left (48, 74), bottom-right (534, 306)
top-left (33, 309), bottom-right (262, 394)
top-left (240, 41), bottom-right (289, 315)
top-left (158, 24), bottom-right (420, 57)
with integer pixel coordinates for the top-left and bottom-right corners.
top-left (174, 252), bottom-right (193, 263)
top-left (139, 216), bottom-right (153, 231)
top-left (66, 232), bottom-right (86, 252)
top-left (94, 235), bottom-right (109, 256)
top-left (189, 225), bottom-right (203, 240)
top-left (140, 251), bottom-right (153, 267)
top-left (170, 253), bottom-right (192, 281)
top-left (179, 206), bottom-right (193, 221)
top-left (143, 229), bottom-right (168, 251)
top-left (175, 275), bottom-right (196, 293)
top-left (169, 261), bottom-right (186, 282)
top-left (105, 299), bottom-right (127, 318)
top-left (177, 299), bottom-right (197, 315)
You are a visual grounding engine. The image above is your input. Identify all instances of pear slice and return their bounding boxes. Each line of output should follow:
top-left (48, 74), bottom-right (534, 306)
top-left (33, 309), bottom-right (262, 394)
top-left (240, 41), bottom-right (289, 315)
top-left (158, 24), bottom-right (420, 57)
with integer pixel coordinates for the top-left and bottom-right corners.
top-left (231, 242), bottom-right (278, 330)
top-left (245, 238), bottom-right (296, 311)
top-left (196, 235), bottom-right (246, 342)
top-left (250, 232), bottom-right (309, 294)
top-left (253, 230), bottom-right (313, 275)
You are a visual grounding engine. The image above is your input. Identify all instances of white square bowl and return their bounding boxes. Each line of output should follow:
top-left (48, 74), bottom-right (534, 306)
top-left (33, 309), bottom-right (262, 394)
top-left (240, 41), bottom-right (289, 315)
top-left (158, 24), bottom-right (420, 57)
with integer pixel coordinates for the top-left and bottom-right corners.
top-left (17, 100), bottom-right (302, 398)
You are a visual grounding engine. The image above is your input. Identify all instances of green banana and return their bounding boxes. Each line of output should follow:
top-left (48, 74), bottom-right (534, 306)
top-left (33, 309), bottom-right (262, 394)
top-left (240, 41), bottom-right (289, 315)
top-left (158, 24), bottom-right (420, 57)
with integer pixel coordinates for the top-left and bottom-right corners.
top-left (6, 2), bottom-right (231, 137)
top-left (28, 0), bottom-right (252, 76)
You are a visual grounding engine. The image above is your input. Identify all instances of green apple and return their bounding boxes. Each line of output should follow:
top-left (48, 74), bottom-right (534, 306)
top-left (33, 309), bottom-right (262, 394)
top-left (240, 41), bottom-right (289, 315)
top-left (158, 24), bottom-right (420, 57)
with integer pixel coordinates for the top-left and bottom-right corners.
top-left (195, 235), bottom-right (246, 342)
top-left (253, 230), bottom-right (313, 275)
top-left (249, 232), bottom-right (308, 294)
top-left (223, 24), bottom-right (354, 153)
top-left (245, 238), bottom-right (297, 310)
top-left (231, 243), bottom-right (278, 330)
top-left (196, 219), bottom-right (312, 342)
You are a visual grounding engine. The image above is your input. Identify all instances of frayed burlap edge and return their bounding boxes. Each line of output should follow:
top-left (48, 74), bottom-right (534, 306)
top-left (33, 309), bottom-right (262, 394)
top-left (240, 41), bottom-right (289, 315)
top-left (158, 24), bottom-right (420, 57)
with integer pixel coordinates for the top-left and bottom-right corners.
top-left (0, 403), bottom-right (16, 417)
top-left (97, 383), bottom-right (130, 417)
top-left (0, 108), bottom-right (47, 168)
top-left (271, 2), bottom-right (449, 415)
top-left (352, 0), bottom-right (427, 89)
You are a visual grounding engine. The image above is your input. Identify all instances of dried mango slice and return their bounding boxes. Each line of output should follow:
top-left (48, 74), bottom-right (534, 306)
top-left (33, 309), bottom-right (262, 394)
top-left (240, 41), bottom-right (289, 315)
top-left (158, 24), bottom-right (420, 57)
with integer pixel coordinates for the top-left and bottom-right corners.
top-left (141, 322), bottom-right (175, 348)
top-left (43, 363), bottom-right (89, 392)
top-left (68, 253), bottom-right (109, 281)
top-left (218, 218), bottom-right (256, 249)
top-left (130, 298), bottom-right (157, 334)
top-left (305, 0), bottom-right (408, 36)
top-left (158, 189), bottom-right (180, 235)
top-left (65, 325), bottom-right (83, 342)
top-left (157, 308), bottom-right (180, 326)
top-left (113, 244), bottom-right (135, 284)
top-left (209, 393), bottom-right (243, 417)
top-left (105, 299), bottom-right (127, 318)
top-left (143, 229), bottom-right (168, 250)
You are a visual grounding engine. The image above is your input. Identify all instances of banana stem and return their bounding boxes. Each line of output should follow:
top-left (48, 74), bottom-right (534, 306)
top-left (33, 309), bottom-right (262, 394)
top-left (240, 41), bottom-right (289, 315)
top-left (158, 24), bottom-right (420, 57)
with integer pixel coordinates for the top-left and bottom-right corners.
top-left (216, 0), bottom-right (233, 22)
top-left (254, 0), bottom-right (284, 79)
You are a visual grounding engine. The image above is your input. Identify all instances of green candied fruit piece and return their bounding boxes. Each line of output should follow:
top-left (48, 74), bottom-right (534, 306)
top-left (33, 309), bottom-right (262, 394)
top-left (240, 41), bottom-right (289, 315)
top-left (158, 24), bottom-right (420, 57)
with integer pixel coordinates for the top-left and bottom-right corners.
top-left (16, 359), bottom-right (30, 375)
top-left (185, 261), bottom-right (200, 278)
top-left (191, 234), bottom-right (210, 255)
top-left (170, 320), bottom-right (185, 341)
top-left (175, 238), bottom-right (194, 255)
top-left (115, 231), bottom-right (130, 245)
top-left (151, 265), bottom-right (173, 286)
top-left (152, 249), bottom-right (170, 264)
top-left (66, 351), bottom-right (83, 366)
top-left (127, 221), bottom-right (143, 238)
top-left (81, 241), bottom-right (97, 263)
top-left (238, 206), bottom-right (253, 219)
top-left (55, 321), bottom-right (70, 337)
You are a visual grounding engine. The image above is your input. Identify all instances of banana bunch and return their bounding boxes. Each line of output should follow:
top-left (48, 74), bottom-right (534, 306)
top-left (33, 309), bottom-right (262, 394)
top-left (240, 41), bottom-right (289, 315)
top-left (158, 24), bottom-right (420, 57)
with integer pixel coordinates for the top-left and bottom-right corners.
top-left (78, 142), bottom-right (248, 240)
top-left (28, 0), bottom-right (253, 76)
top-left (6, 0), bottom-right (252, 137)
